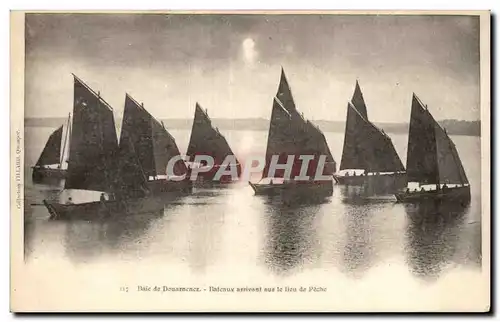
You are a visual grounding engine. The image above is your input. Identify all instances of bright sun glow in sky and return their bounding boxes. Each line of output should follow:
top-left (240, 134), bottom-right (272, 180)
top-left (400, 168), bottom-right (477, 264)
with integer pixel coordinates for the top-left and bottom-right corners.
top-left (242, 37), bottom-right (257, 64)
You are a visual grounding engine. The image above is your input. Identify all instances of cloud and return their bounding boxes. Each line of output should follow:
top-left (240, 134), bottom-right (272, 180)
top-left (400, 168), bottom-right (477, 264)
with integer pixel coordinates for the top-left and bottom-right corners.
top-left (242, 37), bottom-right (258, 64)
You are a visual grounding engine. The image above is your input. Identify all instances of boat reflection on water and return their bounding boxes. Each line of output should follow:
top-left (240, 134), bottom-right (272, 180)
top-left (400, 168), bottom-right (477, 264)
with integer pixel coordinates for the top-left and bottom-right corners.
top-left (183, 197), bottom-right (227, 274)
top-left (338, 187), bottom-right (398, 278)
top-left (62, 203), bottom-right (174, 263)
top-left (340, 196), bottom-right (376, 278)
top-left (339, 183), bottom-right (400, 204)
top-left (404, 200), bottom-right (472, 280)
top-left (261, 195), bottom-right (327, 275)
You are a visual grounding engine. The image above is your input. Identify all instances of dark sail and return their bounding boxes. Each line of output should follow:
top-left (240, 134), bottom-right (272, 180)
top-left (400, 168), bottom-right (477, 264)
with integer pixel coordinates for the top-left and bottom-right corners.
top-left (120, 94), bottom-right (187, 179)
top-left (432, 113), bottom-right (469, 185)
top-left (303, 119), bottom-right (337, 175)
top-left (448, 134), bottom-right (469, 184)
top-left (120, 95), bottom-right (155, 177)
top-left (35, 125), bottom-right (63, 167)
top-left (114, 126), bottom-right (149, 198)
top-left (340, 102), bottom-right (367, 171)
top-left (186, 103), bottom-right (240, 167)
top-left (352, 80), bottom-right (368, 120)
top-left (340, 103), bottom-right (405, 172)
top-left (406, 94), bottom-right (439, 184)
top-left (263, 97), bottom-right (294, 178)
top-left (263, 69), bottom-right (336, 179)
top-left (64, 75), bottom-right (119, 192)
top-left (406, 94), bottom-right (469, 186)
top-left (434, 123), bottom-right (465, 185)
top-left (276, 67), bottom-right (297, 113)
top-left (154, 120), bottom-right (187, 176)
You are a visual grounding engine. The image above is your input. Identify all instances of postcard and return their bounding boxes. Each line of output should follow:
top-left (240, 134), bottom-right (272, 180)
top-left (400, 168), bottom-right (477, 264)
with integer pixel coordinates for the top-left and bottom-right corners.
top-left (10, 10), bottom-right (490, 312)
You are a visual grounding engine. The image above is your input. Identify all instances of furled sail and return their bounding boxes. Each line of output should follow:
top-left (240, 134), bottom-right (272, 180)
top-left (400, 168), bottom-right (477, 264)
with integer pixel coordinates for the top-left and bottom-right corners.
top-left (263, 68), bottom-right (336, 179)
top-left (119, 94), bottom-right (187, 179)
top-left (340, 102), bottom-right (405, 173)
top-left (35, 125), bottom-right (63, 167)
top-left (406, 94), bottom-right (468, 186)
top-left (339, 82), bottom-right (404, 173)
top-left (64, 75), bottom-right (119, 193)
top-left (186, 103), bottom-right (240, 168)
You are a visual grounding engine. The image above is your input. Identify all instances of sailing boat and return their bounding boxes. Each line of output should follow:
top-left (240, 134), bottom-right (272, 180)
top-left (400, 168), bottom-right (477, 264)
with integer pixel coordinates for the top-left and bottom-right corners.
top-left (394, 94), bottom-right (470, 203)
top-left (249, 68), bottom-right (336, 198)
top-left (186, 103), bottom-right (242, 184)
top-left (31, 113), bottom-right (71, 183)
top-left (119, 94), bottom-right (192, 194)
top-left (43, 75), bottom-right (165, 220)
top-left (334, 81), bottom-right (406, 186)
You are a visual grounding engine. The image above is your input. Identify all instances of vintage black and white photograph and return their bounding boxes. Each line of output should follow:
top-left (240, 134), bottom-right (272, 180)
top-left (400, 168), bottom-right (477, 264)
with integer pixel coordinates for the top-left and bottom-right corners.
top-left (11, 11), bottom-right (490, 312)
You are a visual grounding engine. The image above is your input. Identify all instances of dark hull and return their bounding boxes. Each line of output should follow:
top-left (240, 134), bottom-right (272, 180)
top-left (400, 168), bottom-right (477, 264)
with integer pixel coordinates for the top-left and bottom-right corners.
top-left (44, 180), bottom-right (192, 221)
top-left (192, 179), bottom-right (238, 189)
top-left (249, 180), bottom-right (333, 198)
top-left (146, 179), bottom-right (193, 194)
top-left (333, 172), bottom-right (406, 186)
top-left (395, 185), bottom-right (471, 205)
top-left (43, 195), bottom-right (169, 221)
top-left (32, 167), bottom-right (66, 184)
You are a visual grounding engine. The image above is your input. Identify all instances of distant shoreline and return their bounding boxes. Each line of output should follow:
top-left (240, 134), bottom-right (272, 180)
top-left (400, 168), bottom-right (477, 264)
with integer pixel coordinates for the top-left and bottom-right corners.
top-left (24, 117), bottom-right (481, 137)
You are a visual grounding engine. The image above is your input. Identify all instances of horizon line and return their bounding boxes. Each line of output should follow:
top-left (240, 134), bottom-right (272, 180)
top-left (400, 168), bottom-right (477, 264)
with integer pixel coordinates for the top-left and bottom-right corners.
top-left (24, 116), bottom-right (481, 123)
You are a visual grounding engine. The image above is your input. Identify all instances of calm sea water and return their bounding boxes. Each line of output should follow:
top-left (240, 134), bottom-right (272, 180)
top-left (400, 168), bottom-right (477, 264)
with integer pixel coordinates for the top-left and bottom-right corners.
top-left (22, 127), bottom-right (483, 309)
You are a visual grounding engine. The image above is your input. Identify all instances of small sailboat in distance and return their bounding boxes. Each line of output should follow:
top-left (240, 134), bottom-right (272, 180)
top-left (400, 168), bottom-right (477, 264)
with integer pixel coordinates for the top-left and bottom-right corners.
top-left (249, 68), bottom-right (336, 199)
top-left (333, 81), bottom-right (406, 188)
top-left (186, 103), bottom-right (242, 184)
top-left (395, 94), bottom-right (471, 204)
top-left (31, 113), bottom-right (71, 183)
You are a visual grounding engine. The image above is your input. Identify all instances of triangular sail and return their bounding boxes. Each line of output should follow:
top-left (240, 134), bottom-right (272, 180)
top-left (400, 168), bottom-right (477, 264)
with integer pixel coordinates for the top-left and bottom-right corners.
top-left (434, 123), bottom-right (465, 185)
top-left (263, 97), bottom-right (294, 178)
top-left (35, 125), bottom-right (63, 167)
top-left (276, 67), bottom-right (297, 113)
top-left (429, 108), bottom-right (469, 185)
top-left (352, 80), bottom-right (368, 119)
top-left (154, 120), bottom-right (187, 176)
top-left (263, 69), bottom-right (336, 179)
top-left (405, 94), bottom-right (439, 184)
top-left (64, 75), bottom-right (119, 192)
top-left (340, 102), bottom-right (366, 171)
top-left (448, 135), bottom-right (469, 184)
top-left (406, 94), bottom-right (468, 186)
top-left (186, 103), bottom-right (240, 167)
top-left (120, 95), bottom-right (155, 177)
top-left (340, 102), bottom-right (405, 172)
top-left (120, 94), bottom-right (187, 179)
top-left (114, 125), bottom-right (149, 198)
top-left (340, 82), bottom-right (404, 173)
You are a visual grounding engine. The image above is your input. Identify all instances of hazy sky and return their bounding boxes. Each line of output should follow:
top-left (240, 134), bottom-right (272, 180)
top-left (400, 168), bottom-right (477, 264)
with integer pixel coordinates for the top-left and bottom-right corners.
top-left (25, 13), bottom-right (480, 122)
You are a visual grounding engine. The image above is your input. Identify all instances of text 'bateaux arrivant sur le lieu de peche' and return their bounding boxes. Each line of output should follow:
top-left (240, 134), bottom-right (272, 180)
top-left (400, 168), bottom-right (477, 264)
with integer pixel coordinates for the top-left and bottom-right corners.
top-left (133, 285), bottom-right (327, 293)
